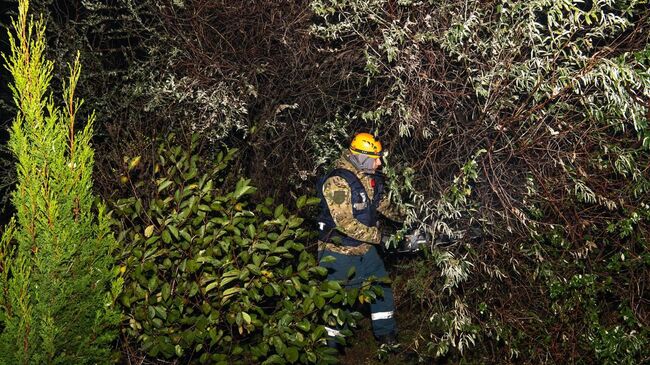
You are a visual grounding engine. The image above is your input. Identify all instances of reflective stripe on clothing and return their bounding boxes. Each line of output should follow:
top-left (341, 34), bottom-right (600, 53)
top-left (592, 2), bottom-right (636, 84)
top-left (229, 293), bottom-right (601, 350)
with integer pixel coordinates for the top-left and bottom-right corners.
top-left (325, 326), bottom-right (342, 337)
top-left (371, 311), bottom-right (394, 320)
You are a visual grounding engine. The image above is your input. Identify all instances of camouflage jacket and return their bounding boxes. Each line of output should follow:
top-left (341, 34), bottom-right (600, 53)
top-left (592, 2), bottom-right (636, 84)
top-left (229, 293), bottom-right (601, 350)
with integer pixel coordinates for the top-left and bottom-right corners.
top-left (318, 153), bottom-right (404, 255)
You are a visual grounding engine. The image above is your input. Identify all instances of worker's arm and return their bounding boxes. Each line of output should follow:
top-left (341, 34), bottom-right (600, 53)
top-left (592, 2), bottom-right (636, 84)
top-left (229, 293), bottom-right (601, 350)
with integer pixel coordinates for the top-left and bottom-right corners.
top-left (322, 176), bottom-right (381, 244)
top-left (377, 193), bottom-right (406, 223)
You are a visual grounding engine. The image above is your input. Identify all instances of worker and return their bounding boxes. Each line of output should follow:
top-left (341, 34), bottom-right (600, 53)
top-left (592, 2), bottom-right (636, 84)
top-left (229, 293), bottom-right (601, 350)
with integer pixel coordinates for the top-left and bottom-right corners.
top-left (316, 132), bottom-right (404, 349)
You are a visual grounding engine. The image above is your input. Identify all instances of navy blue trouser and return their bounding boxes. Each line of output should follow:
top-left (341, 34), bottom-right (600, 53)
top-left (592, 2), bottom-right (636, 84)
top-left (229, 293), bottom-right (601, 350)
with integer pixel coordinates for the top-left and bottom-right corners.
top-left (318, 246), bottom-right (397, 339)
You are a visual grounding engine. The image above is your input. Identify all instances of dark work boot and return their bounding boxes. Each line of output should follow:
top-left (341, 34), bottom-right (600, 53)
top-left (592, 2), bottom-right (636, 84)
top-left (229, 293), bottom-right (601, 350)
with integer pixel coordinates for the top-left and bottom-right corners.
top-left (375, 331), bottom-right (398, 346)
top-left (327, 338), bottom-right (345, 355)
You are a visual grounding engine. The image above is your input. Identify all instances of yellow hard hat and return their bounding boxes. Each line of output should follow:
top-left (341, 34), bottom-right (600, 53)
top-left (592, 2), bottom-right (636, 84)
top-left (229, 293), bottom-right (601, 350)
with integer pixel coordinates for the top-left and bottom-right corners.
top-left (349, 133), bottom-right (382, 158)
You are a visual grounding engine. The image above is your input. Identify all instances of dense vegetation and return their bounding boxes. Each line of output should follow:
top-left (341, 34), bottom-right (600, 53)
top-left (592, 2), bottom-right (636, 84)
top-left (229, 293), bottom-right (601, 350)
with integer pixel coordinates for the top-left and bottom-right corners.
top-left (113, 136), bottom-right (366, 364)
top-left (0, 0), bottom-right (648, 364)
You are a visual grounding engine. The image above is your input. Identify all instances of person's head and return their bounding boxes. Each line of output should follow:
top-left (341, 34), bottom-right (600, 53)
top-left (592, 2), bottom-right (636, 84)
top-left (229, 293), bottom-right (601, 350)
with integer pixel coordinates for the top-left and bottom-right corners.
top-left (348, 132), bottom-right (383, 171)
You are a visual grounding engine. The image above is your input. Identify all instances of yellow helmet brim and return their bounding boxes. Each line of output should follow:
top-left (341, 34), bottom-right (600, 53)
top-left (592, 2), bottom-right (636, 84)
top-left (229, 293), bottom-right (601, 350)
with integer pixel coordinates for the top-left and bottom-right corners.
top-left (349, 146), bottom-right (382, 158)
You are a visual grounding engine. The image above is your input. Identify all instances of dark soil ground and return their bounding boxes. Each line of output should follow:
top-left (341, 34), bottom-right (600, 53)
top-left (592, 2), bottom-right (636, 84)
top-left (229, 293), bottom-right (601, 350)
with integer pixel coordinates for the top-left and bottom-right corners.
top-left (338, 316), bottom-right (431, 365)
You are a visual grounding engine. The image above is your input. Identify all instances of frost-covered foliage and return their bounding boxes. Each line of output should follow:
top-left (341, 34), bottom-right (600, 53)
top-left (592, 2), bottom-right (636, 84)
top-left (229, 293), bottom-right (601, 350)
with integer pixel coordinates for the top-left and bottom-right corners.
top-left (23, 0), bottom-right (255, 199)
top-left (37, 0), bottom-right (252, 141)
top-left (145, 74), bottom-right (254, 140)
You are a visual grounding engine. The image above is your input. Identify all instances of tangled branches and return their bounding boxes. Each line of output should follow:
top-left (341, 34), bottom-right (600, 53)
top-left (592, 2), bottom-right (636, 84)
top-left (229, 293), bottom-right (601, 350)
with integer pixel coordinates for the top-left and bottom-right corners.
top-left (312, 0), bottom-right (650, 362)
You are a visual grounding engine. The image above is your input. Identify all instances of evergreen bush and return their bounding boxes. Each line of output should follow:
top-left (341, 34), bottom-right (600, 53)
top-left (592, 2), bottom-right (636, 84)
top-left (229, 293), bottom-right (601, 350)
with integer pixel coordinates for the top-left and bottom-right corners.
top-left (0, 1), bottom-right (120, 363)
top-left (113, 136), bottom-right (368, 364)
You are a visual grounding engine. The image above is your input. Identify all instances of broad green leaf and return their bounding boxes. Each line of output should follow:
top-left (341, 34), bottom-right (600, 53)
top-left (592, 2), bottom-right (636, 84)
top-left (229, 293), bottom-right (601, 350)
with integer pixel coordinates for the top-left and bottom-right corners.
top-left (320, 255), bottom-right (336, 264)
top-left (306, 351), bottom-right (316, 362)
top-left (305, 197), bottom-right (320, 206)
top-left (219, 276), bottom-right (238, 288)
top-left (221, 287), bottom-right (241, 304)
top-left (180, 229), bottom-right (192, 242)
top-left (262, 354), bottom-right (283, 365)
top-left (296, 320), bottom-right (310, 332)
top-left (161, 283), bottom-right (171, 301)
top-left (167, 224), bottom-right (179, 239)
top-left (264, 285), bottom-right (274, 297)
top-left (309, 266), bottom-right (328, 277)
top-left (205, 281), bottom-right (220, 293)
top-left (162, 229), bottom-right (172, 244)
top-left (274, 204), bottom-right (284, 218)
top-left (285, 347), bottom-right (299, 363)
top-left (296, 195), bottom-right (307, 209)
top-left (247, 224), bottom-right (256, 238)
top-left (233, 180), bottom-right (256, 199)
top-left (314, 295), bottom-right (325, 309)
top-left (189, 282), bottom-right (199, 297)
top-left (154, 306), bottom-right (167, 320)
top-left (287, 217), bottom-right (303, 228)
top-left (222, 269), bottom-right (240, 278)
top-left (246, 264), bottom-right (262, 275)
top-left (254, 243), bottom-right (271, 250)
top-left (157, 179), bottom-right (173, 192)
top-left (327, 281), bottom-right (342, 290)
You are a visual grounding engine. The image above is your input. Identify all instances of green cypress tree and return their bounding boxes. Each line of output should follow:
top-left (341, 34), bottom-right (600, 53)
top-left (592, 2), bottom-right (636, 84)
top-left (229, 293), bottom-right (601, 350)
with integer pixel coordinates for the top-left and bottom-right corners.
top-left (0, 0), bottom-right (120, 363)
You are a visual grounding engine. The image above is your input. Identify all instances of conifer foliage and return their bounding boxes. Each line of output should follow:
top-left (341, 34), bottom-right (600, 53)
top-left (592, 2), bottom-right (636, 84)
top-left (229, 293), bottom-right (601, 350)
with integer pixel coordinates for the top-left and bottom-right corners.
top-left (0, 1), bottom-right (119, 363)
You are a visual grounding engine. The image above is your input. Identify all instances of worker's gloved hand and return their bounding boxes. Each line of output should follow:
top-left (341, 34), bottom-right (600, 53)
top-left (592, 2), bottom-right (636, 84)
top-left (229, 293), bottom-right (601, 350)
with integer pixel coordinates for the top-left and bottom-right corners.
top-left (380, 228), bottom-right (404, 250)
top-left (399, 228), bottom-right (429, 253)
top-left (380, 233), bottom-right (390, 246)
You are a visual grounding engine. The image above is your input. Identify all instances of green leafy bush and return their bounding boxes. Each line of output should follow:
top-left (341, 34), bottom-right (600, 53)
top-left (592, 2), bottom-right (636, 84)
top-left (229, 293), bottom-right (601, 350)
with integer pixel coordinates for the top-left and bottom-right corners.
top-left (112, 137), bottom-right (359, 364)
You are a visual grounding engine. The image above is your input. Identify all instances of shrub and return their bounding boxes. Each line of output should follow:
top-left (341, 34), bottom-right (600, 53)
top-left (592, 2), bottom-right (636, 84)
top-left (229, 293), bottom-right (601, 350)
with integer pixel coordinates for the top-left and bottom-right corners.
top-left (112, 136), bottom-right (362, 364)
